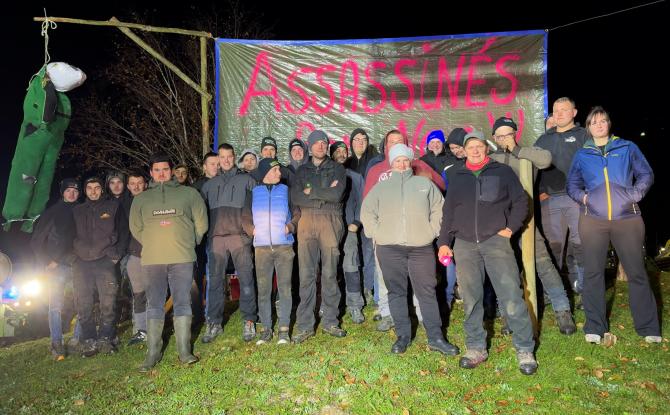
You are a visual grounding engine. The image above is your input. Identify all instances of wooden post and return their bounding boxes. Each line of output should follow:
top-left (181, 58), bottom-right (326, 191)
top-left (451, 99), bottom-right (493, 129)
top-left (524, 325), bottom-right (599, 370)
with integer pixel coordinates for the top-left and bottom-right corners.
top-left (34, 16), bottom-right (212, 38)
top-left (519, 159), bottom-right (538, 331)
top-left (200, 36), bottom-right (210, 156)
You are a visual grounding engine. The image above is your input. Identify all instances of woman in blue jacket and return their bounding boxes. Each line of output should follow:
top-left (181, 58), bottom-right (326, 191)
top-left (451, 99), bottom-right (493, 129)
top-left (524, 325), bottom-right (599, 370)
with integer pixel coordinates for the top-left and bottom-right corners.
top-left (567, 106), bottom-right (661, 345)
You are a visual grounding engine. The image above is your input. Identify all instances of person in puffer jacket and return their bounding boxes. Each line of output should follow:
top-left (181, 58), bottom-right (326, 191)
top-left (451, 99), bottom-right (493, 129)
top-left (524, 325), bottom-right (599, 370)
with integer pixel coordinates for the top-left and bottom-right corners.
top-left (567, 106), bottom-right (660, 345)
top-left (241, 158), bottom-right (300, 345)
top-left (361, 144), bottom-right (459, 357)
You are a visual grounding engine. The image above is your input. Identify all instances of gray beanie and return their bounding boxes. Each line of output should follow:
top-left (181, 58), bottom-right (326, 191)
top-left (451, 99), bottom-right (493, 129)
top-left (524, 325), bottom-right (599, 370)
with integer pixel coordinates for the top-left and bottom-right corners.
top-left (388, 144), bottom-right (414, 165)
top-left (307, 130), bottom-right (329, 148)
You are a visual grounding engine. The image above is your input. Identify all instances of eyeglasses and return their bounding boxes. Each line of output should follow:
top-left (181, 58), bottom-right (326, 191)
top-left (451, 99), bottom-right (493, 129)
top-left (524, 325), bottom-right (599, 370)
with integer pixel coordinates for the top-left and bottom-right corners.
top-left (352, 137), bottom-right (367, 142)
top-left (494, 133), bottom-right (515, 140)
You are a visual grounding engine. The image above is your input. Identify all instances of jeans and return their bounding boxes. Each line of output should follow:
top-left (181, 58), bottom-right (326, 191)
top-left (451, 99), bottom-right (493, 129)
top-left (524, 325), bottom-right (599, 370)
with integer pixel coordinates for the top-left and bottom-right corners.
top-left (454, 236), bottom-right (535, 352)
top-left (361, 233), bottom-right (376, 293)
top-left (445, 261), bottom-right (457, 308)
top-left (73, 257), bottom-right (119, 341)
top-left (48, 264), bottom-right (81, 343)
top-left (531, 228), bottom-right (571, 312)
top-left (255, 245), bottom-right (294, 329)
top-left (207, 235), bottom-right (256, 324)
top-left (144, 262), bottom-right (194, 320)
top-left (126, 255), bottom-right (147, 332)
top-left (540, 194), bottom-right (584, 291)
top-left (579, 215), bottom-right (660, 337)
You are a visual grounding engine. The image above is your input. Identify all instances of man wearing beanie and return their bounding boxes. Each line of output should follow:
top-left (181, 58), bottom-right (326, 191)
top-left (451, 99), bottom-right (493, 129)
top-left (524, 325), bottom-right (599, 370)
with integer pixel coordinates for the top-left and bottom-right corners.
top-left (361, 144), bottom-right (459, 356)
top-left (331, 141), bottom-right (367, 324)
top-left (31, 178), bottom-right (82, 360)
top-left (489, 116), bottom-right (576, 336)
top-left (288, 138), bottom-right (309, 174)
top-left (237, 149), bottom-right (259, 173)
top-left (72, 176), bottom-right (129, 357)
top-left (347, 128), bottom-right (378, 177)
top-left (130, 152), bottom-right (208, 371)
top-left (241, 158), bottom-right (300, 344)
top-left (291, 129), bottom-right (347, 343)
top-left (200, 143), bottom-right (258, 344)
top-left (420, 129), bottom-right (457, 176)
top-left (437, 130), bottom-right (538, 375)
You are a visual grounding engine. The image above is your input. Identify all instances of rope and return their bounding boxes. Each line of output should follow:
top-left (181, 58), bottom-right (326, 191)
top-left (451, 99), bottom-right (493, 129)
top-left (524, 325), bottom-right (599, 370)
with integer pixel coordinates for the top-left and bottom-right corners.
top-left (41, 9), bottom-right (57, 66)
top-left (548, 0), bottom-right (665, 31)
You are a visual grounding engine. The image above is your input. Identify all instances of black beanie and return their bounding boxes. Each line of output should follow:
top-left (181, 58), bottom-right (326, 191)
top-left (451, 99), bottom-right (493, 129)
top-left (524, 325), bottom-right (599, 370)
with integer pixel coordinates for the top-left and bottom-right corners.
top-left (447, 128), bottom-right (467, 147)
top-left (260, 136), bottom-right (278, 151)
top-left (349, 128), bottom-right (368, 142)
top-left (59, 178), bottom-right (80, 195)
top-left (329, 141), bottom-right (348, 158)
top-left (492, 117), bottom-right (518, 135)
top-left (253, 158), bottom-right (281, 182)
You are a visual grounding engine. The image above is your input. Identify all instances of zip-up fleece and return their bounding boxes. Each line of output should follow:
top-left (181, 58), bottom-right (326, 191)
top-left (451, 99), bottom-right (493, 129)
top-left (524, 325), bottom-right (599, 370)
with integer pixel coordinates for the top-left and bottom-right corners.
top-left (73, 198), bottom-right (129, 261)
top-left (31, 200), bottom-right (77, 265)
top-left (567, 136), bottom-right (652, 221)
top-left (437, 160), bottom-right (527, 247)
top-left (241, 183), bottom-right (301, 247)
top-left (129, 179), bottom-right (208, 265)
top-left (291, 157), bottom-right (346, 212)
top-left (200, 167), bottom-right (256, 237)
top-left (535, 124), bottom-right (587, 195)
top-left (361, 169), bottom-right (443, 247)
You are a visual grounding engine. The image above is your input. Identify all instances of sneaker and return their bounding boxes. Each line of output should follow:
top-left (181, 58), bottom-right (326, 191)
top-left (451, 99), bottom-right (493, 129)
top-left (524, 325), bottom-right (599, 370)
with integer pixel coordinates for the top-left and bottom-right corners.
top-left (516, 351), bottom-right (538, 375)
top-left (277, 327), bottom-right (290, 345)
top-left (255, 328), bottom-right (273, 345)
top-left (201, 323), bottom-right (223, 343)
top-left (322, 326), bottom-right (347, 338)
top-left (96, 337), bottom-right (117, 355)
top-left (585, 333), bottom-right (602, 344)
top-left (645, 336), bottom-right (662, 343)
top-left (242, 320), bottom-right (256, 342)
top-left (80, 339), bottom-right (98, 358)
top-left (292, 330), bottom-right (315, 344)
top-left (376, 315), bottom-right (394, 332)
top-left (127, 330), bottom-right (147, 346)
top-left (555, 310), bottom-right (576, 335)
top-left (50, 341), bottom-right (66, 361)
top-left (349, 308), bottom-right (365, 324)
top-left (459, 349), bottom-right (488, 369)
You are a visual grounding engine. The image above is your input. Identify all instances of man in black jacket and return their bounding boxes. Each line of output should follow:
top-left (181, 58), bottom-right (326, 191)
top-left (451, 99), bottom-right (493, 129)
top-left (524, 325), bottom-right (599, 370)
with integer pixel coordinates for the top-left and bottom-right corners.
top-left (291, 130), bottom-right (347, 343)
top-left (31, 178), bottom-right (81, 360)
top-left (346, 128), bottom-right (378, 177)
top-left (437, 131), bottom-right (537, 375)
top-left (72, 176), bottom-right (129, 356)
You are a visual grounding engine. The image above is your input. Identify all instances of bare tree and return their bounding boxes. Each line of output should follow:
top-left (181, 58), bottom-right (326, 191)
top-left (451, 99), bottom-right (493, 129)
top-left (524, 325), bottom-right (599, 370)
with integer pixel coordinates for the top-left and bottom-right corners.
top-left (64, 2), bottom-right (272, 175)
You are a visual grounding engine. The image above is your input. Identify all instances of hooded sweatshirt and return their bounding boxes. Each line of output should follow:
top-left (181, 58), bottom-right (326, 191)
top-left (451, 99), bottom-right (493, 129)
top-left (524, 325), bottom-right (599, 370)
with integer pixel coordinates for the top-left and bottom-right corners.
top-left (346, 128), bottom-right (379, 177)
top-left (287, 139), bottom-right (309, 174)
top-left (237, 148), bottom-right (259, 172)
top-left (31, 198), bottom-right (77, 265)
top-left (363, 134), bottom-right (446, 198)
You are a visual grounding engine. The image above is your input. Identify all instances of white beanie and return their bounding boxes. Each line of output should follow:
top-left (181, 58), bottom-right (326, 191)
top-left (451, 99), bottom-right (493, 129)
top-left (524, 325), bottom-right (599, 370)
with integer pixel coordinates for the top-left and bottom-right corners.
top-left (388, 144), bottom-right (414, 165)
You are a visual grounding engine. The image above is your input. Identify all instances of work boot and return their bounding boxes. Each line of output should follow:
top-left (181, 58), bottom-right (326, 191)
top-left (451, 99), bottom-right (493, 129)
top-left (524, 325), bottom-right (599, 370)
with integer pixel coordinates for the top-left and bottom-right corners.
top-left (349, 308), bottom-right (365, 324)
top-left (50, 341), bottom-right (66, 361)
top-left (517, 351), bottom-right (538, 375)
top-left (391, 336), bottom-right (411, 354)
top-left (174, 316), bottom-right (198, 365)
top-left (200, 322), bottom-right (223, 343)
top-left (427, 338), bottom-right (460, 356)
top-left (459, 349), bottom-right (488, 369)
top-left (139, 319), bottom-right (164, 372)
top-left (555, 310), bottom-right (576, 335)
top-left (376, 315), bottom-right (394, 332)
top-left (80, 339), bottom-right (98, 358)
top-left (322, 325), bottom-right (347, 338)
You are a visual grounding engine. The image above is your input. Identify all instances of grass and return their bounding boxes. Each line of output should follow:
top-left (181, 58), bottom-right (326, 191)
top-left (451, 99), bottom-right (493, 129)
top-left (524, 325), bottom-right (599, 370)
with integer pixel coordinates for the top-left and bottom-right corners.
top-left (1, 272), bottom-right (669, 414)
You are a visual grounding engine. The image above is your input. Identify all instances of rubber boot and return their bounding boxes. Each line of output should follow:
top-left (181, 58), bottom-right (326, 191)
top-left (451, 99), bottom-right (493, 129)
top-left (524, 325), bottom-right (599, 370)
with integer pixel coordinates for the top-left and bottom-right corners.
top-left (174, 315), bottom-right (198, 364)
top-left (139, 319), bottom-right (164, 372)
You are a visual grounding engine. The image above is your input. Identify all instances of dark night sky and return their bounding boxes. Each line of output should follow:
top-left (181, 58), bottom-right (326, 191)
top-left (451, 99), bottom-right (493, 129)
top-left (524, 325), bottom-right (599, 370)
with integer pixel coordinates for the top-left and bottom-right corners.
top-left (1, 1), bottom-right (668, 257)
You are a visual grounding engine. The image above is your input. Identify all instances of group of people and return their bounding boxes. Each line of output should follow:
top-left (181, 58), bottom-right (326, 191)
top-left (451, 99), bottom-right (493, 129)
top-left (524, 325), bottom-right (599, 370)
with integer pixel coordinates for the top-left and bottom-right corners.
top-left (31, 96), bottom-right (662, 376)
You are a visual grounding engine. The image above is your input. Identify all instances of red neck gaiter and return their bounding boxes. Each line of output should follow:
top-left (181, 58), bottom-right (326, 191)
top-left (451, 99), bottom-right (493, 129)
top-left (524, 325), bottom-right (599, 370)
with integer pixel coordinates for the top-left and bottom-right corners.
top-left (466, 156), bottom-right (490, 171)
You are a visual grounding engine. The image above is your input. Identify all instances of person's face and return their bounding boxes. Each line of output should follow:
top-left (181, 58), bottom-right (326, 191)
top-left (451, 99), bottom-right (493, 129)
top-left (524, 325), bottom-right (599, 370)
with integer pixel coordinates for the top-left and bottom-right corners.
top-left (552, 101), bottom-right (577, 129)
top-left (386, 133), bottom-right (405, 149)
top-left (108, 177), bottom-right (124, 196)
top-left (85, 182), bottom-right (102, 201)
top-left (427, 139), bottom-right (444, 155)
top-left (242, 153), bottom-right (258, 172)
top-left (545, 115), bottom-right (556, 130)
top-left (311, 140), bottom-right (328, 159)
top-left (203, 156), bottom-right (219, 178)
top-left (391, 156), bottom-right (411, 172)
top-left (174, 167), bottom-right (189, 184)
top-left (464, 140), bottom-right (488, 164)
top-left (493, 126), bottom-right (516, 144)
top-left (127, 176), bottom-right (147, 196)
top-left (589, 113), bottom-right (610, 140)
top-left (332, 146), bottom-right (348, 164)
top-left (449, 143), bottom-right (466, 159)
top-left (261, 145), bottom-right (276, 159)
top-left (150, 162), bottom-right (172, 183)
top-left (263, 166), bottom-right (282, 184)
top-left (63, 188), bottom-right (79, 203)
top-left (351, 133), bottom-right (368, 155)
top-left (218, 149), bottom-right (236, 171)
top-left (290, 145), bottom-right (305, 162)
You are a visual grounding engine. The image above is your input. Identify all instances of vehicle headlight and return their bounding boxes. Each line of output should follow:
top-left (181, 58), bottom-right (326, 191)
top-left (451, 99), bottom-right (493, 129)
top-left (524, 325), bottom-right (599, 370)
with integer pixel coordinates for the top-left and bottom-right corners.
top-left (21, 280), bottom-right (42, 297)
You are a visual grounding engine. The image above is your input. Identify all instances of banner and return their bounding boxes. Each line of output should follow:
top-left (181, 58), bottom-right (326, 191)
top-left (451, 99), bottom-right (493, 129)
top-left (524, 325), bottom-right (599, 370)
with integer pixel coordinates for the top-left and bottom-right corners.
top-left (215, 30), bottom-right (547, 160)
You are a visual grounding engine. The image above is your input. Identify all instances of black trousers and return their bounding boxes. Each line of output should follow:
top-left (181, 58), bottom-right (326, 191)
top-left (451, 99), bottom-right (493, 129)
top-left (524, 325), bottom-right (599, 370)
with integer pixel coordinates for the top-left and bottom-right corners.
top-left (579, 215), bottom-right (660, 337)
top-left (376, 244), bottom-right (443, 341)
top-left (73, 257), bottom-right (119, 341)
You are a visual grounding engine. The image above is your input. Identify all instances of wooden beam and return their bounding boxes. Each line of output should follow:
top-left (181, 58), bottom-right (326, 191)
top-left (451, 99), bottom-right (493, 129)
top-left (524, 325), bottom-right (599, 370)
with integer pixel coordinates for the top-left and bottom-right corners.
top-left (34, 16), bottom-right (212, 38)
top-left (519, 158), bottom-right (538, 332)
top-left (200, 36), bottom-right (211, 156)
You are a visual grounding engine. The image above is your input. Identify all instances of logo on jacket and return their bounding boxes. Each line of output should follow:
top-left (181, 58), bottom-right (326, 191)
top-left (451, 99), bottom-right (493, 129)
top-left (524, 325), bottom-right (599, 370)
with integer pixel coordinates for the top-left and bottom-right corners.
top-left (153, 208), bottom-right (176, 216)
top-left (100, 213), bottom-right (111, 219)
top-left (565, 136), bottom-right (577, 143)
top-left (160, 220), bottom-right (172, 227)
